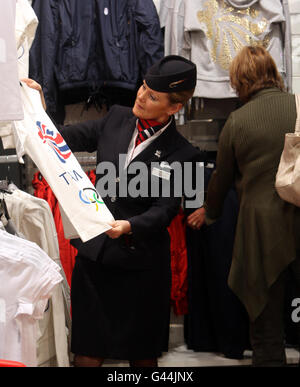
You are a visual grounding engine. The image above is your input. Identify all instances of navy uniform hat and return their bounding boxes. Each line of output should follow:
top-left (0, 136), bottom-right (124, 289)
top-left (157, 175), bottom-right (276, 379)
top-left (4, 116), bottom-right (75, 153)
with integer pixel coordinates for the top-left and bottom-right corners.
top-left (145, 55), bottom-right (197, 93)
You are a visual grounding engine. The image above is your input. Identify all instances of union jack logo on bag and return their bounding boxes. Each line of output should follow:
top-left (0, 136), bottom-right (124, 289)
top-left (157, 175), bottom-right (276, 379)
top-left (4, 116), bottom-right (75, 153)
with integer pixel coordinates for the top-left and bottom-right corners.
top-left (36, 121), bottom-right (71, 164)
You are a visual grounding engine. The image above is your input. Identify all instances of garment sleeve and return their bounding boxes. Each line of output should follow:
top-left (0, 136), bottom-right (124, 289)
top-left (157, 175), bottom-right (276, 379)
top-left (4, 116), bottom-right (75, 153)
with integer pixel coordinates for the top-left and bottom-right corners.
top-left (183, 150), bottom-right (206, 216)
top-left (15, 0), bottom-right (38, 50)
top-left (58, 120), bottom-right (100, 153)
top-left (134, 0), bottom-right (164, 77)
top-left (58, 106), bottom-right (113, 153)
top-left (282, 0), bottom-right (292, 92)
top-left (128, 191), bottom-right (182, 236)
top-left (159, 0), bottom-right (184, 56)
top-left (29, 0), bottom-right (60, 117)
top-left (204, 114), bottom-right (236, 222)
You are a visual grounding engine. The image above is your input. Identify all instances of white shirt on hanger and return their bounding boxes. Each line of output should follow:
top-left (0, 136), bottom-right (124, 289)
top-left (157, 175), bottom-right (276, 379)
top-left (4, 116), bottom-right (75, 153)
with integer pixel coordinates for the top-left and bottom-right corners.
top-left (0, 229), bottom-right (62, 367)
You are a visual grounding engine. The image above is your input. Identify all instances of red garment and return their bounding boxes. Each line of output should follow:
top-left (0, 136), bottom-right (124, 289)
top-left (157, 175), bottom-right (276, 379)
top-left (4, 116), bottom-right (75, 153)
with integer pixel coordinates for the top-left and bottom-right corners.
top-left (168, 209), bottom-right (188, 315)
top-left (87, 169), bottom-right (96, 185)
top-left (32, 170), bottom-right (96, 286)
top-left (52, 199), bottom-right (77, 287)
top-left (32, 171), bottom-right (77, 286)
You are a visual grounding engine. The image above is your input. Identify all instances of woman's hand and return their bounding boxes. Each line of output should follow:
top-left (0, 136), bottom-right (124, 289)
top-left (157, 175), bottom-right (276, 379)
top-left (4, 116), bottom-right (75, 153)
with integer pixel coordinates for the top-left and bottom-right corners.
top-left (106, 220), bottom-right (132, 239)
top-left (186, 207), bottom-right (206, 230)
top-left (21, 78), bottom-right (47, 110)
top-left (21, 78), bottom-right (42, 92)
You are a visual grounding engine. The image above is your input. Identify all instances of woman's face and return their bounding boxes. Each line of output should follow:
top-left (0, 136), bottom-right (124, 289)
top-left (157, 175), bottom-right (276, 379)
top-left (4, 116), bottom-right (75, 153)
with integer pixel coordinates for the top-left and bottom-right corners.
top-left (132, 81), bottom-right (180, 123)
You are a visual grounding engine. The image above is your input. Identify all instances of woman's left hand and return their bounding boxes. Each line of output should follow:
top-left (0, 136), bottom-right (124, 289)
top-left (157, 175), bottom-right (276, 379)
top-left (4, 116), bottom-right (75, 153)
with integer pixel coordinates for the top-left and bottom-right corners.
top-left (186, 207), bottom-right (206, 230)
top-left (106, 220), bottom-right (132, 239)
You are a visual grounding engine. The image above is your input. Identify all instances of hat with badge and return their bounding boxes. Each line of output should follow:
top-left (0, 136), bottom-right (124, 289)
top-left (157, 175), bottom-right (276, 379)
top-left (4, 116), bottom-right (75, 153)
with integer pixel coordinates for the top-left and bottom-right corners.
top-left (145, 55), bottom-right (197, 93)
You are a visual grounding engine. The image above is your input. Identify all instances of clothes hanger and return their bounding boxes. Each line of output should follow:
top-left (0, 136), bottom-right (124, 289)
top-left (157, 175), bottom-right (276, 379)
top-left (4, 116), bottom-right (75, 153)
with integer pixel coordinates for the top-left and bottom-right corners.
top-left (0, 171), bottom-right (12, 194)
top-left (0, 193), bottom-right (21, 237)
top-left (0, 179), bottom-right (11, 194)
top-left (1, 198), bottom-right (10, 221)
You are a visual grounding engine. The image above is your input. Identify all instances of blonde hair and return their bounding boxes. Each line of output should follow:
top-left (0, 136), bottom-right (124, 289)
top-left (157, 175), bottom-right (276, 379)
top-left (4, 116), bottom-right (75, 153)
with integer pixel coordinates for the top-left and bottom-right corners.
top-left (168, 88), bottom-right (195, 106)
top-left (230, 46), bottom-right (285, 102)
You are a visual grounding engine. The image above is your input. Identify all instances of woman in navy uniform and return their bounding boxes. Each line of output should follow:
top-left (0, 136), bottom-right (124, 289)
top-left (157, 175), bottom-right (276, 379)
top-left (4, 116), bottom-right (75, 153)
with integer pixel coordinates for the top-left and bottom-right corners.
top-left (24, 56), bottom-right (201, 367)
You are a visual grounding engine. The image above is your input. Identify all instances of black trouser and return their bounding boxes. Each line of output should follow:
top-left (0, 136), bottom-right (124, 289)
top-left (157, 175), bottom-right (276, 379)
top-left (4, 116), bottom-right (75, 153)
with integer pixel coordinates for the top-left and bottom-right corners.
top-left (249, 255), bottom-right (300, 367)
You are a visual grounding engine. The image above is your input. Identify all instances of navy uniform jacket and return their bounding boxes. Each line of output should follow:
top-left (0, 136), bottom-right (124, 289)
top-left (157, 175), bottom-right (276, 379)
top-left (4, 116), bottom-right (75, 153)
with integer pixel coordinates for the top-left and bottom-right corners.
top-left (60, 105), bottom-right (201, 271)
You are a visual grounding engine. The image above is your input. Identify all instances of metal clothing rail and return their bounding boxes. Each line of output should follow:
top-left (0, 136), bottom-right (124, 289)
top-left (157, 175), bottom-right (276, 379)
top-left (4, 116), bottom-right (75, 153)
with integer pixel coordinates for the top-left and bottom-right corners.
top-left (0, 154), bottom-right (97, 166)
top-left (0, 154), bottom-right (97, 164)
top-left (76, 155), bottom-right (97, 165)
top-left (0, 155), bottom-right (18, 164)
top-left (0, 154), bottom-right (97, 167)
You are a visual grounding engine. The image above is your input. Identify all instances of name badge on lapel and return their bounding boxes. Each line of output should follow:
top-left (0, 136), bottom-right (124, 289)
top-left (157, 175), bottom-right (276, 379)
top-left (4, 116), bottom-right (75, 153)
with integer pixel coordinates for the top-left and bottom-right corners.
top-left (152, 167), bottom-right (171, 180)
top-left (152, 164), bottom-right (171, 181)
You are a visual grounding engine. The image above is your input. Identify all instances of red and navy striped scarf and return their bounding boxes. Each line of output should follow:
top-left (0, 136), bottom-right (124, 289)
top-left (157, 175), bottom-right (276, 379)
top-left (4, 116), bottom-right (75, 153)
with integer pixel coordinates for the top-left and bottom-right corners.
top-left (135, 118), bottom-right (166, 147)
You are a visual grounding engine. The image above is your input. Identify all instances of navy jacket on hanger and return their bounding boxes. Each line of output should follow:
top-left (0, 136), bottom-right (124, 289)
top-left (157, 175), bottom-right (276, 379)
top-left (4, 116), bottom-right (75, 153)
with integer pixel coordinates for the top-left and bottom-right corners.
top-left (29, 0), bottom-right (164, 117)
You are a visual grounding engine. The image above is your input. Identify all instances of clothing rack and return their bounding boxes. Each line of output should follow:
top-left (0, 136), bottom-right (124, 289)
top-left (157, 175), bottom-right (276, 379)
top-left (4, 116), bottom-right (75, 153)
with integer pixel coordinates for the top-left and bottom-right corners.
top-left (76, 155), bottom-right (97, 166)
top-left (0, 154), bottom-right (96, 165)
top-left (0, 155), bottom-right (18, 164)
top-left (0, 154), bottom-right (97, 165)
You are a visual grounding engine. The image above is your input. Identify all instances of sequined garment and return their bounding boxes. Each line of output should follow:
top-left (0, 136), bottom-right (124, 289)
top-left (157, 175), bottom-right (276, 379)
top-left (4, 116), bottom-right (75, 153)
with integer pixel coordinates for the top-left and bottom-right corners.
top-left (197, 0), bottom-right (271, 71)
top-left (182, 0), bottom-right (287, 98)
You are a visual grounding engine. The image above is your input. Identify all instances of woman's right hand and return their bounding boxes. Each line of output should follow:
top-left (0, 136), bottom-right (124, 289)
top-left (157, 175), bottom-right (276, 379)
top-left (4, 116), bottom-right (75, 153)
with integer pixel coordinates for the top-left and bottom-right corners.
top-left (186, 207), bottom-right (206, 230)
top-left (21, 78), bottom-right (47, 110)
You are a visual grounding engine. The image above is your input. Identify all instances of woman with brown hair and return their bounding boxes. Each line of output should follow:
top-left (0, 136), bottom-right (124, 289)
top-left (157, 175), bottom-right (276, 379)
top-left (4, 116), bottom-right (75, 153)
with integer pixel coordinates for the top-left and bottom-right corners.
top-left (202, 45), bottom-right (300, 366)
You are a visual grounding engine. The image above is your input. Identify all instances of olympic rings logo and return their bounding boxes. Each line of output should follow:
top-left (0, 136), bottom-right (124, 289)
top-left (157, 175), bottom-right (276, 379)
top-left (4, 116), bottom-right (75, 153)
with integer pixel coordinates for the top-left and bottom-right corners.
top-left (79, 188), bottom-right (104, 212)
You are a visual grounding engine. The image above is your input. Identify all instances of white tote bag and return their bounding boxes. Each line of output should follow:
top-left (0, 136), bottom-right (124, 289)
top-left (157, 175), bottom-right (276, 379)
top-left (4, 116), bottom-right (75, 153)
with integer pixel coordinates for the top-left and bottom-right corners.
top-left (13, 83), bottom-right (114, 242)
top-left (275, 95), bottom-right (300, 206)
